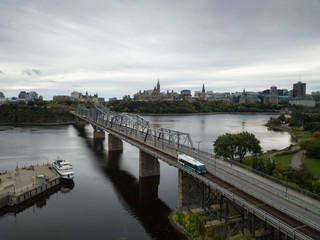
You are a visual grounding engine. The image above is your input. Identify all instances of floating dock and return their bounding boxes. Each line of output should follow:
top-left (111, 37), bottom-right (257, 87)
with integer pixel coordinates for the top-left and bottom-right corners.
top-left (0, 164), bottom-right (60, 208)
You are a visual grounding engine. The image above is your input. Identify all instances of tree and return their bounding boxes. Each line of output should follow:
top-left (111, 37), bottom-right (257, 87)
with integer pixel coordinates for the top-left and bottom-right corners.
top-left (213, 133), bottom-right (237, 160)
top-left (214, 131), bottom-right (262, 163)
top-left (235, 132), bottom-right (262, 162)
top-left (301, 133), bottom-right (320, 159)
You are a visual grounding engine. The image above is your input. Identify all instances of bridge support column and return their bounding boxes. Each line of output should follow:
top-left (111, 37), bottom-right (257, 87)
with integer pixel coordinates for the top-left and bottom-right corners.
top-left (93, 129), bottom-right (105, 139)
top-left (108, 134), bottom-right (123, 151)
top-left (139, 150), bottom-right (160, 177)
top-left (74, 117), bottom-right (86, 128)
top-left (178, 170), bottom-right (205, 211)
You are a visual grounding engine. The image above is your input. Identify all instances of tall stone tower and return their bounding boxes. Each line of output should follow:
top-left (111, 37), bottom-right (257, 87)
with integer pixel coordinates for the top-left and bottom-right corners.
top-left (201, 84), bottom-right (207, 101)
top-left (157, 79), bottom-right (160, 94)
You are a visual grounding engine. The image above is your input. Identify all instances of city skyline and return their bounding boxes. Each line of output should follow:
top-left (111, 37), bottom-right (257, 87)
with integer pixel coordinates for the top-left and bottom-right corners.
top-left (1, 0), bottom-right (320, 99)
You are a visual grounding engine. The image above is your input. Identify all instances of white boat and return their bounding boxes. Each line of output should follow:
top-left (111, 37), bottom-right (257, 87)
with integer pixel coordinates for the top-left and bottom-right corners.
top-left (53, 158), bottom-right (74, 181)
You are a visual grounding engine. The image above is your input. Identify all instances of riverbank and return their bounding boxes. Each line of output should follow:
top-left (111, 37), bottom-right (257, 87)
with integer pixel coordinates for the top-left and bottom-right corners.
top-left (0, 121), bottom-right (75, 126)
top-left (139, 111), bottom-right (278, 117)
top-left (169, 211), bottom-right (194, 240)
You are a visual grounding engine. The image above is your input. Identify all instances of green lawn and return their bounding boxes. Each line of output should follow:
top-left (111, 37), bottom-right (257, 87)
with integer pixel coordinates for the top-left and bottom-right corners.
top-left (292, 127), bottom-right (312, 143)
top-left (241, 151), bottom-right (276, 168)
top-left (272, 152), bottom-right (296, 165)
top-left (302, 156), bottom-right (320, 178)
top-left (241, 150), bottom-right (301, 168)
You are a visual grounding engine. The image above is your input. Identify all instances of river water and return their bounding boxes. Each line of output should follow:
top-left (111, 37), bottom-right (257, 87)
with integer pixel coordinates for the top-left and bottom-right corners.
top-left (0, 113), bottom-right (294, 240)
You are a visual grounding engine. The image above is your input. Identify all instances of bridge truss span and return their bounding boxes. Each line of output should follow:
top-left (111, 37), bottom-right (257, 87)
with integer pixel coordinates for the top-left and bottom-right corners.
top-left (75, 104), bottom-right (194, 157)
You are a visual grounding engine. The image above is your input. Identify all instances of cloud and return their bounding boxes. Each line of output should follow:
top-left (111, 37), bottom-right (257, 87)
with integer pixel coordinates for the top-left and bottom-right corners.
top-left (0, 0), bottom-right (319, 99)
top-left (22, 69), bottom-right (32, 76)
top-left (32, 69), bottom-right (41, 75)
top-left (0, 70), bottom-right (4, 74)
top-left (22, 69), bottom-right (41, 76)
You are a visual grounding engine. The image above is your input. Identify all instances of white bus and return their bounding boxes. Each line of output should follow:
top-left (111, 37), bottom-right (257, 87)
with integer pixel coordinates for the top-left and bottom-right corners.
top-left (177, 154), bottom-right (206, 174)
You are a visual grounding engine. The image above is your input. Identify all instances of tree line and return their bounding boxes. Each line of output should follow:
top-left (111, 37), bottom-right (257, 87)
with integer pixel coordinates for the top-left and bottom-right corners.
top-left (107, 99), bottom-right (280, 114)
top-left (0, 101), bottom-right (72, 123)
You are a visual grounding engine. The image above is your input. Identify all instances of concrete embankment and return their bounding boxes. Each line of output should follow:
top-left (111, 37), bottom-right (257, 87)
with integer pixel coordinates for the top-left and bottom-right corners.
top-left (0, 164), bottom-right (60, 208)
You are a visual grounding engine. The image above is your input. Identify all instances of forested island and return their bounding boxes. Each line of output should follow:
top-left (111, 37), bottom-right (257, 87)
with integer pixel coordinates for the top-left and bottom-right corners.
top-left (107, 99), bottom-right (280, 113)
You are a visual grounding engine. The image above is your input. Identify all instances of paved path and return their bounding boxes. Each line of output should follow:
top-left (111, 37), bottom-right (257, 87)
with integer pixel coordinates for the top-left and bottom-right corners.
top-left (268, 145), bottom-right (305, 170)
top-left (291, 150), bottom-right (306, 169)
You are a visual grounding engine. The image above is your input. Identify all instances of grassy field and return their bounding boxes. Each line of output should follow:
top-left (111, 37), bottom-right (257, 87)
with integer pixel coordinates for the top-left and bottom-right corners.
top-left (292, 127), bottom-right (312, 143)
top-left (241, 151), bottom-right (276, 168)
top-left (271, 149), bottom-right (300, 165)
top-left (302, 156), bottom-right (320, 177)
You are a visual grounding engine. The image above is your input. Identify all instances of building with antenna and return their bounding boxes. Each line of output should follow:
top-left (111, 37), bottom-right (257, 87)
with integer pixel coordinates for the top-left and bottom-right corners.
top-left (292, 81), bottom-right (306, 98)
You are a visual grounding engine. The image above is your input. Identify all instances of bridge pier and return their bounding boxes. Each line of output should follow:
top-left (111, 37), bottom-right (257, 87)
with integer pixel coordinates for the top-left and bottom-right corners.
top-left (139, 150), bottom-right (160, 177)
top-left (178, 170), bottom-right (205, 211)
top-left (74, 117), bottom-right (87, 128)
top-left (108, 134), bottom-right (123, 151)
top-left (93, 129), bottom-right (105, 139)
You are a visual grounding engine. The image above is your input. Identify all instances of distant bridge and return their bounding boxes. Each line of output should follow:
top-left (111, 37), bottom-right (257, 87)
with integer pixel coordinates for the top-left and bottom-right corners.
top-left (72, 104), bottom-right (320, 239)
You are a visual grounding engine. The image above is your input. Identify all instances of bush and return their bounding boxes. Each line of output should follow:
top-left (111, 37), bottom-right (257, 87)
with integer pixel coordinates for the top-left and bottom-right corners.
top-left (174, 212), bottom-right (206, 239)
top-left (301, 135), bottom-right (320, 159)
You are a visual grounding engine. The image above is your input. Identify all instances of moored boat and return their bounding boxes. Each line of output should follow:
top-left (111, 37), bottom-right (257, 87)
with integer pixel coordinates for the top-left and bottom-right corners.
top-left (53, 157), bottom-right (74, 181)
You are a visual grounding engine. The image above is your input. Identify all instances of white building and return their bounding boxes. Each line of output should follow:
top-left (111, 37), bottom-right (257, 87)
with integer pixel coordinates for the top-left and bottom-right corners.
top-left (289, 96), bottom-right (315, 107)
top-left (71, 91), bottom-right (82, 99)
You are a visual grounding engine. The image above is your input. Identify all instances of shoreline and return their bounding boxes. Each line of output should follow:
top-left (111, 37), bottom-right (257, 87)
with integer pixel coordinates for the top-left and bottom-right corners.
top-left (265, 124), bottom-right (299, 144)
top-left (0, 121), bottom-right (75, 126)
top-left (138, 111), bottom-right (279, 117)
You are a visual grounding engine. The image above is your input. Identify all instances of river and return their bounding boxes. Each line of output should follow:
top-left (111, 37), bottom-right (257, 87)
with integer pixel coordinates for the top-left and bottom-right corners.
top-left (0, 113), bottom-right (294, 240)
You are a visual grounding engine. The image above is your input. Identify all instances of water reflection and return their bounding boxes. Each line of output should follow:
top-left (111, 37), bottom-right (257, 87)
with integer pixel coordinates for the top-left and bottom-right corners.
top-left (75, 128), bottom-right (185, 240)
top-left (60, 181), bottom-right (75, 193)
top-left (0, 185), bottom-right (62, 218)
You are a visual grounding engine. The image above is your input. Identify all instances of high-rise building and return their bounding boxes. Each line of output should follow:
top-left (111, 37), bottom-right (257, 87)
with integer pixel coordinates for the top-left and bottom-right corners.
top-left (292, 81), bottom-right (306, 98)
top-left (270, 86), bottom-right (277, 95)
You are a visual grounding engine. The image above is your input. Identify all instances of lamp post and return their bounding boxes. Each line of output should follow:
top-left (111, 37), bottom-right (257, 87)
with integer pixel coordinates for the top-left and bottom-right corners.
top-left (283, 170), bottom-right (292, 198)
top-left (195, 141), bottom-right (202, 159)
top-left (213, 141), bottom-right (217, 174)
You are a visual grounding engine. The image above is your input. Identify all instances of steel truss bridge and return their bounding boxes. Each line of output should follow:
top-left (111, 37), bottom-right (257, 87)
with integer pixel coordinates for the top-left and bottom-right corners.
top-left (73, 104), bottom-right (320, 240)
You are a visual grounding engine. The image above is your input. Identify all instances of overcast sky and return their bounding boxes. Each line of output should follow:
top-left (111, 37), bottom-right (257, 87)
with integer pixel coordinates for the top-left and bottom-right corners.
top-left (1, 0), bottom-right (320, 100)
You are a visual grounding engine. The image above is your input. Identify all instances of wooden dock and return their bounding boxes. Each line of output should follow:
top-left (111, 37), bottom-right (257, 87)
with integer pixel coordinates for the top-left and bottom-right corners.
top-left (0, 164), bottom-right (60, 208)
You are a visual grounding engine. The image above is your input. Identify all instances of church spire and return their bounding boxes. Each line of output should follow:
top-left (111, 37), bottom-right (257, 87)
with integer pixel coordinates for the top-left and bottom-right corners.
top-left (157, 78), bottom-right (160, 94)
top-left (201, 84), bottom-right (206, 100)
